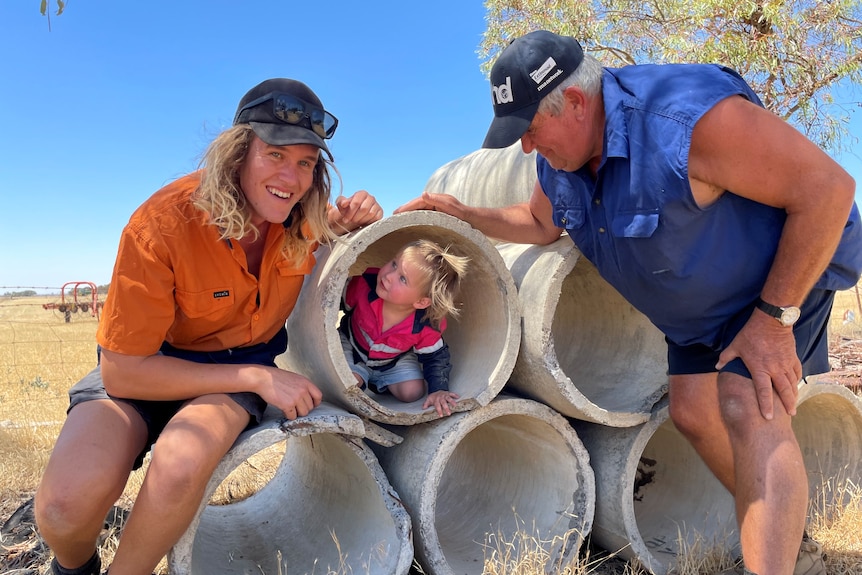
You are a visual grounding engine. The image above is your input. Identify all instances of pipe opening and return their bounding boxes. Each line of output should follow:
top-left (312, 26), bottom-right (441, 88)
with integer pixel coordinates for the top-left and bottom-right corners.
top-left (433, 414), bottom-right (589, 573)
top-left (334, 224), bottom-right (516, 415)
top-left (632, 420), bottom-right (738, 564)
top-left (188, 435), bottom-right (403, 575)
top-left (553, 262), bottom-right (667, 414)
top-left (794, 388), bottom-right (862, 511)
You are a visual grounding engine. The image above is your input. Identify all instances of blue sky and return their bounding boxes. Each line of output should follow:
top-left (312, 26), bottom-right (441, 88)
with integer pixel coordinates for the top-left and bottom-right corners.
top-left (2, 1), bottom-right (861, 292)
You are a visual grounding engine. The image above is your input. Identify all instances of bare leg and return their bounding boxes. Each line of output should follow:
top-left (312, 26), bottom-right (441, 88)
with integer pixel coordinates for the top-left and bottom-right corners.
top-left (669, 372), bottom-right (807, 575)
top-left (669, 373), bottom-right (735, 491)
top-left (35, 400), bottom-right (148, 569)
top-left (719, 371), bottom-right (806, 575)
top-left (106, 394), bottom-right (250, 575)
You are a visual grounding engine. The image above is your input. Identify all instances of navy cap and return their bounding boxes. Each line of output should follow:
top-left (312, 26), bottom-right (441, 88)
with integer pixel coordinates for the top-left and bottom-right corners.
top-left (483, 31), bottom-right (584, 149)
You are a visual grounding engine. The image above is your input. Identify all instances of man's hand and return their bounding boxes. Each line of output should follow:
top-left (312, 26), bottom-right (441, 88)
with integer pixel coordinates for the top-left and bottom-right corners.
top-left (716, 311), bottom-right (801, 420)
top-left (329, 190), bottom-right (384, 233)
top-left (257, 366), bottom-right (324, 420)
top-left (394, 191), bottom-right (465, 217)
top-left (423, 390), bottom-right (460, 417)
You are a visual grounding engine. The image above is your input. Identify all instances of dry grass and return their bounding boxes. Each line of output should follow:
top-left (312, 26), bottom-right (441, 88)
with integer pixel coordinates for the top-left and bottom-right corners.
top-left (2, 286), bottom-right (862, 574)
top-left (809, 476), bottom-right (862, 574)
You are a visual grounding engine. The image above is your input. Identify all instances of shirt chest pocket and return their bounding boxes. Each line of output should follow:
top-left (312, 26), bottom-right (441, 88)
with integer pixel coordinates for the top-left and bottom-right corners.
top-left (175, 287), bottom-right (235, 320)
top-left (275, 255), bottom-right (316, 278)
top-left (272, 255), bottom-right (316, 316)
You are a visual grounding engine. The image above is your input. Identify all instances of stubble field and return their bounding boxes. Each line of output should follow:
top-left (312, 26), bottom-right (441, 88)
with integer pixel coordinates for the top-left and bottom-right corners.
top-left (1, 288), bottom-right (860, 574)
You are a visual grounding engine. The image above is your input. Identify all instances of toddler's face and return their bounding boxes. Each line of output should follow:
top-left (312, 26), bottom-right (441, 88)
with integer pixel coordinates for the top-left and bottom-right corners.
top-left (376, 253), bottom-right (429, 309)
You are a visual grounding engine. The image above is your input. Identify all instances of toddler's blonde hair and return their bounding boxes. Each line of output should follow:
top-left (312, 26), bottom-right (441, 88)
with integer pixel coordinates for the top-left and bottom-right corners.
top-left (399, 239), bottom-right (469, 329)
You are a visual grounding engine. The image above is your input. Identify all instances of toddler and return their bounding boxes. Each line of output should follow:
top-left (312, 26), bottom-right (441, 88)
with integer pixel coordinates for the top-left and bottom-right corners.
top-left (339, 239), bottom-right (469, 417)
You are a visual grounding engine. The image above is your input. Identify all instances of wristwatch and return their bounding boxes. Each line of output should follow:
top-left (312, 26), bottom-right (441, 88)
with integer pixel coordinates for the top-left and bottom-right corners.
top-left (755, 297), bottom-right (801, 327)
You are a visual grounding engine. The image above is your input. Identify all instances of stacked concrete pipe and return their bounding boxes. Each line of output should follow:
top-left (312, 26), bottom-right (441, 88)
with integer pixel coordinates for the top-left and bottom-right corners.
top-left (424, 145), bottom-right (666, 425)
top-left (793, 382), bottom-right (862, 510)
top-left (496, 239), bottom-right (668, 426)
top-left (570, 383), bottom-right (862, 574)
top-left (371, 395), bottom-right (595, 575)
top-left (277, 210), bottom-right (521, 425)
top-left (169, 403), bottom-right (413, 575)
top-left (423, 144), bottom-right (862, 573)
top-left (423, 142), bottom-right (538, 212)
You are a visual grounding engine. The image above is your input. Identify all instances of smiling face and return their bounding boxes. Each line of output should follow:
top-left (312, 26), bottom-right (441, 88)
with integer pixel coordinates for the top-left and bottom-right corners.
top-left (375, 252), bottom-right (432, 311)
top-left (238, 136), bottom-right (320, 227)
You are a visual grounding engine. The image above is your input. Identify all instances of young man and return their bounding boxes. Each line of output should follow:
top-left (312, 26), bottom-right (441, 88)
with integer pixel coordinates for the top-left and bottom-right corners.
top-left (35, 78), bottom-right (383, 575)
top-left (396, 30), bottom-right (862, 575)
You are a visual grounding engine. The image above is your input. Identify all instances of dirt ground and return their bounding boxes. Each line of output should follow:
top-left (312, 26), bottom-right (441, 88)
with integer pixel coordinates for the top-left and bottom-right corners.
top-left (822, 335), bottom-right (862, 389)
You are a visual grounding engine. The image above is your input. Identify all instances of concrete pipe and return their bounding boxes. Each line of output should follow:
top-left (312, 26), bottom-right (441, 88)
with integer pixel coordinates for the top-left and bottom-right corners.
top-left (425, 145), bottom-right (666, 425)
top-left (169, 403), bottom-right (413, 575)
top-left (572, 382), bottom-right (862, 574)
top-left (372, 395), bottom-right (595, 575)
top-left (423, 143), bottom-right (538, 212)
top-left (794, 382), bottom-right (862, 512)
top-left (278, 210), bottom-right (520, 425)
top-left (497, 238), bottom-right (668, 426)
top-left (571, 397), bottom-right (736, 575)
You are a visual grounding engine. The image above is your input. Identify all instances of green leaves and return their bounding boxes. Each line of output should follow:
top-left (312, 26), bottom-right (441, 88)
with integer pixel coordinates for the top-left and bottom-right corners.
top-left (481, 0), bottom-right (862, 153)
top-left (39, 0), bottom-right (65, 31)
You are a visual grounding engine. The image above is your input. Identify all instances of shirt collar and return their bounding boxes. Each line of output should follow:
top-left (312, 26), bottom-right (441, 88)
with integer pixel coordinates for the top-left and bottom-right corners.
top-left (601, 68), bottom-right (631, 162)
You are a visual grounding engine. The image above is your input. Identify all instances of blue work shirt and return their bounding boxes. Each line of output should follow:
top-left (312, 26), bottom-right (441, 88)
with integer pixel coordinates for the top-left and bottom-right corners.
top-left (538, 63), bottom-right (862, 347)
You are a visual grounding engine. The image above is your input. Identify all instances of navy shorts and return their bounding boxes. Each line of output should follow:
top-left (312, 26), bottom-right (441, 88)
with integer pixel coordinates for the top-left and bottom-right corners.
top-left (68, 329), bottom-right (286, 469)
top-left (68, 367), bottom-right (266, 470)
top-left (666, 288), bottom-right (835, 379)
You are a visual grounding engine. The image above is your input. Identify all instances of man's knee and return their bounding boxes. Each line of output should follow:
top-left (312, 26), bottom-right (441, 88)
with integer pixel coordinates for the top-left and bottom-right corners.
top-left (147, 443), bottom-right (219, 498)
top-left (35, 487), bottom-right (102, 540)
top-left (717, 372), bottom-right (780, 432)
top-left (668, 399), bottom-right (702, 439)
top-left (668, 372), bottom-right (722, 438)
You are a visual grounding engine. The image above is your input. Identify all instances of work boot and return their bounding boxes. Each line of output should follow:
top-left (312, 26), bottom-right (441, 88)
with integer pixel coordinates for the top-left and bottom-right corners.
top-left (719, 533), bottom-right (826, 575)
top-left (794, 534), bottom-right (827, 575)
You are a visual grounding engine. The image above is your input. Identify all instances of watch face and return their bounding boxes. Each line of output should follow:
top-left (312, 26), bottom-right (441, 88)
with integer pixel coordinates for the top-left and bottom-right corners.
top-left (780, 306), bottom-right (801, 326)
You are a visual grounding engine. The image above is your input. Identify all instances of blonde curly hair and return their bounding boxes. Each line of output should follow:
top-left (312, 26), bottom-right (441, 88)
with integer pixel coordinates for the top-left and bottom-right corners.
top-left (192, 124), bottom-right (337, 266)
top-left (399, 239), bottom-right (470, 329)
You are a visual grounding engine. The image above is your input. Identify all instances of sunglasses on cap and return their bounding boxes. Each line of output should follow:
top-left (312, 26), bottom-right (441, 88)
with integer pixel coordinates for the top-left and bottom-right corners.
top-left (235, 92), bottom-right (339, 140)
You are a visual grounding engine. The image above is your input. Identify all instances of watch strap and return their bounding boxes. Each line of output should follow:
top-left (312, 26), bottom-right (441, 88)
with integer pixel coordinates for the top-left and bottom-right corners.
top-left (754, 298), bottom-right (784, 319)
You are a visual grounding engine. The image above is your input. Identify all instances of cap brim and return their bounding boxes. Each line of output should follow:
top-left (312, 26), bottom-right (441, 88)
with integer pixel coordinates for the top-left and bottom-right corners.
top-left (250, 122), bottom-right (332, 160)
top-left (482, 104), bottom-right (537, 149)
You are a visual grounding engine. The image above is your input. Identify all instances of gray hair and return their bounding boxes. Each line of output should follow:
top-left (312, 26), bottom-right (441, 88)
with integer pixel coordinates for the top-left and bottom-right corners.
top-left (538, 53), bottom-right (603, 116)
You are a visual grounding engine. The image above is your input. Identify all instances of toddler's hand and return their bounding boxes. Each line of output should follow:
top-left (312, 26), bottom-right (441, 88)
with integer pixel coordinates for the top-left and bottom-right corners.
top-left (423, 390), bottom-right (460, 417)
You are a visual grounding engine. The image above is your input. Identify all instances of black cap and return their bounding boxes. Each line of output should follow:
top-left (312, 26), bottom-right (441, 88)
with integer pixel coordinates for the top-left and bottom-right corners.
top-left (233, 78), bottom-right (332, 159)
top-left (483, 31), bottom-right (584, 149)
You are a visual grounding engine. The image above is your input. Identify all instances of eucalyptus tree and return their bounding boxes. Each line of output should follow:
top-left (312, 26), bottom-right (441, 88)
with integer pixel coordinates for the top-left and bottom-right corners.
top-left (481, 0), bottom-right (862, 152)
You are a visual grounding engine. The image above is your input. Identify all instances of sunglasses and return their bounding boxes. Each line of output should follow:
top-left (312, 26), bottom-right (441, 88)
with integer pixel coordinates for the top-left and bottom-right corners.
top-left (235, 92), bottom-right (339, 140)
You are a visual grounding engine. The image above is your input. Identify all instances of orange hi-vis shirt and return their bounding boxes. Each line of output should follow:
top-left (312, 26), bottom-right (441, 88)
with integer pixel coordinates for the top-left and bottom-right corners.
top-left (97, 171), bottom-right (316, 356)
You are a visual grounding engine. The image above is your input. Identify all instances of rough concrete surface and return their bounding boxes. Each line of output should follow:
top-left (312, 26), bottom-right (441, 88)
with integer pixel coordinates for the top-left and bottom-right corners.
top-left (169, 403), bottom-right (413, 575)
top-left (371, 395), bottom-right (595, 575)
top-left (277, 210), bottom-right (521, 425)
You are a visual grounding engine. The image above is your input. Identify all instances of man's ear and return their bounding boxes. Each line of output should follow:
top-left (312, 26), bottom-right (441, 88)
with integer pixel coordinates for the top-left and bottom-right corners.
top-left (413, 297), bottom-right (432, 310)
top-left (563, 85), bottom-right (586, 114)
